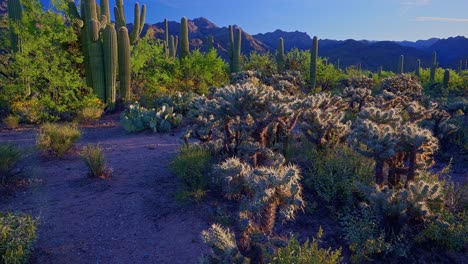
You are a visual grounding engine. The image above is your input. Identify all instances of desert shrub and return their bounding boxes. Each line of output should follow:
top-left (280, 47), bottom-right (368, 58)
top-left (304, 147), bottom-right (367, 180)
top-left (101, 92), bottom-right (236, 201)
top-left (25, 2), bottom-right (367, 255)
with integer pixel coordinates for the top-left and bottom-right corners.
top-left (2, 115), bottom-right (20, 129)
top-left (36, 123), bottom-right (81, 158)
top-left (120, 102), bottom-right (183, 133)
top-left (0, 213), bottom-right (37, 264)
top-left (171, 144), bottom-right (212, 200)
top-left (415, 211), bottom-right (467, 252)
top-left (270, 228), bottom-right (342, 264)
top-left (0, 144), bottom-right (23, 185)
top-left (304, 144), bottom-right (374, 212)
top-left (11, 99), bottom-right (42, 124)
top-left (81, 145), bottom-right (111, 178)
top-left (76, 106), bottom-right (103, 124)
top-left (200, 224), bottom-right (248, 264)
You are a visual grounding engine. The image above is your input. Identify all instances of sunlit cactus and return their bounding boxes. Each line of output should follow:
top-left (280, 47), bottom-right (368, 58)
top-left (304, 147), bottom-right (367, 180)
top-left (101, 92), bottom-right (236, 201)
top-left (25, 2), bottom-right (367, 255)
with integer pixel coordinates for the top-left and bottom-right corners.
top-left (232, 28), bottom-right (242, 73)
top-left (276, 37), bottom-right (286, 73)
top-left (164, 18), bottom-right (169, 57)
top-left (200, 224), bottom-right (248, 264)
top-left (342, 86), bottom-right (374, 111)
top-left (310, 36), bottom-right (318, 90)
top-left (179, 17), bottom-right (190, 59)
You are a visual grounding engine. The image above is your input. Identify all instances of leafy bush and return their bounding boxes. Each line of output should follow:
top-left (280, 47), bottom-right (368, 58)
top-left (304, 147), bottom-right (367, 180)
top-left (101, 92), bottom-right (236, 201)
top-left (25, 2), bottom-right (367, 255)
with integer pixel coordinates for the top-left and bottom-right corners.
top-left (270, 228), bottom-right (342, 264)
top-left (76, 99), bottom-right (104, 124)
top-left (0, 213), bottom-right (37, 264)
top-left (11, 99), bottom-right (42, 124)
top-left (0, 144), bottom-right (23, 185)
top-left (170, 144), bottom-right (212, 200)
top-left (120, 102), bottom-right (183, 133)
top-left (304, 144), bottom-right (374, 211)
top-left (81, 144), bottom-right (111, 178)
top-left (36, 123), bottom-right (81, 157)
top-left (2, 115), bottom-right (20, 129)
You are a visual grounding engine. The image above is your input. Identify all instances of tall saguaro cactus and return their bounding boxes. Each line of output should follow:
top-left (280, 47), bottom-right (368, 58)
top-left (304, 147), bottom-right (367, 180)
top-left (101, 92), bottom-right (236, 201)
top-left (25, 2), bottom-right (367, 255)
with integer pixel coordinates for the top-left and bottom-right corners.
top-left (415, 59), bottom-right (421, 77)
top-left (310, 36), bottom-right (318, 90)
top-left (398, 55), bottom-right (404, 74)
top-left (443, 69), bottom-right (450, 89)
top-left (169, 35), bottom-right (178, 58)
top-left (114, 0), bottom-right (146, 44)
top-left (232, 28), bottom-right (242, 73)
top-left (103, 25), bottom-right (118, 109)
top-left (164, 18), bottom-right (169, 58)
top-left (206, 35), bottom-right (214, 52)
top-left (7, 0), bottom-right (22, 53)
top-left (276, 37), bottom-right (285, 73)
top-left (430, 51), bottom-right (437, 83)
top-left (179, 17), bottom-right (190, 59)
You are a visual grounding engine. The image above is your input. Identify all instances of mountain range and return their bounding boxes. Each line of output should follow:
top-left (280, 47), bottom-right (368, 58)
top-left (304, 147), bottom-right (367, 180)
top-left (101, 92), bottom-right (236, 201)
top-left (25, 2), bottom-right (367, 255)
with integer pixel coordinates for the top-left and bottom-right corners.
top-left (142, 17), bottom-right (468, 73)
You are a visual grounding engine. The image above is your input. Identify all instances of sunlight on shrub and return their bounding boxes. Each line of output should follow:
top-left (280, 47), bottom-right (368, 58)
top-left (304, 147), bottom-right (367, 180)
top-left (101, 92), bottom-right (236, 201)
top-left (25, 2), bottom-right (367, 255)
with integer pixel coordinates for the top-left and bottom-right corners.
top-left (3, 115), bottom-right (20, 129)
top-left (170, 144), bottom-right (212, 201)
top-left (81, 144), bottom-right (112, 179)
top-left (76, 106), bottom-right (103, 124)
top-left (0, 144), bottom-right (23, 185)
top-left (271, 228), bottom-right (342, 264)
top-left (0, 213), bottom-right (37, 264)
top-left (36, 123), bottom-right (81, 158)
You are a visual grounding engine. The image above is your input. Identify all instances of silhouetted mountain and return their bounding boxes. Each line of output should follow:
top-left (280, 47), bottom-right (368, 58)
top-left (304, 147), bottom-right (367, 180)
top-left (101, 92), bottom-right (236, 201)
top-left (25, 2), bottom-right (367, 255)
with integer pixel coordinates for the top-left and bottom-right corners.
top-left (428, 36), bottom-right (468, 69)
top-left (396, 38), bottom-right (440, 49)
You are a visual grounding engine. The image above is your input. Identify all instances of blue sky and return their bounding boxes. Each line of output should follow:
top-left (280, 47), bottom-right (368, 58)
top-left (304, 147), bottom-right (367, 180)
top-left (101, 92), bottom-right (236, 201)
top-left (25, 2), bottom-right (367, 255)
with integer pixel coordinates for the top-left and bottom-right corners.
top-left (56, 0), bottom-right (468, 41)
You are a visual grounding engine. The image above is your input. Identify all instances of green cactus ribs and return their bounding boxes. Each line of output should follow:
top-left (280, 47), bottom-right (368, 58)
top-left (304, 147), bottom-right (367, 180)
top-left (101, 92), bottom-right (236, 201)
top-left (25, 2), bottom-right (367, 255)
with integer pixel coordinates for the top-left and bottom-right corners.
top-left (310, 36), bottom-right (318, 91)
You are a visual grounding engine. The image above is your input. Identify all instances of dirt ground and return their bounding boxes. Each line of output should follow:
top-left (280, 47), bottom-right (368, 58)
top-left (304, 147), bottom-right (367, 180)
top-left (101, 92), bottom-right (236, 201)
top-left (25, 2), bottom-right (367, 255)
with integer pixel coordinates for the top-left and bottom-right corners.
top-left (0, 116), bottom-right (211, 264)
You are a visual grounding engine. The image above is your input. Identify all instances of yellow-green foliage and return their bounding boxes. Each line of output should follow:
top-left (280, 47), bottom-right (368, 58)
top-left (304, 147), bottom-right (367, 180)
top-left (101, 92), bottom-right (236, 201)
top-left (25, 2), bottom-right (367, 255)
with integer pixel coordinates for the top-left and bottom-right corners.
top-left (0, 213), bottom-right (37, 264)
top-left (36, 123), bottom-right (81, 158)
top-left (2, 115), bottom-right (20, 129)
top-left (11, 99), bottom-right (42, 124)
top-left (0, 144), bottom-right (23, 185)
top-left (81, 144), bottom-right (111, 178)
top-left (171, 144), bottom-right (212, 200)
top-left (76, 107), bottom-right (103, 123)
top-left (270, 228), bottom-right (342, 264)
top-left (301, 143), bottom-right (374, 211)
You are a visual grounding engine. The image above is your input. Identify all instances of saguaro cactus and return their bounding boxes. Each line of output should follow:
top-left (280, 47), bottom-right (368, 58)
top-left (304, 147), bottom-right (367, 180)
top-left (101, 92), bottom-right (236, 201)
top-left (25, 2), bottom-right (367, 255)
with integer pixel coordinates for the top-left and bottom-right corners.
top-left (415, 59), bottom-right (421, 77)
top-left (114, 0), bottom-right (146, 44)
top-left (206, 35), bottom-right (214, 52)
top-left (118, 27), bottom-right (131, 101)
top-left (169, 35), bottom-right (178, 58)
top-left (232, 28), bottom-right (242, 73)
top-left (430, 51), bottom-right (437, 83)
top-left (398, 55), bottom-right (404, 74)
top-left (458, 60), bottom-right (462, 73)
top-left (7, 0), bottom-right (22, 53)
top-left (164, 18), bottom-right (169, 58)
top-left (179, 17), bottom-right (190, 59)
top-left (310, 36), bottom-right (318, 90)
top-left (228, 25), bottom-right (234, 71)
top-left (103, 25), bottom-right (118, 109)
top-left (443, 69), bottom-right (450, 89)
top-left (276, 37), bottom-right (285, 73)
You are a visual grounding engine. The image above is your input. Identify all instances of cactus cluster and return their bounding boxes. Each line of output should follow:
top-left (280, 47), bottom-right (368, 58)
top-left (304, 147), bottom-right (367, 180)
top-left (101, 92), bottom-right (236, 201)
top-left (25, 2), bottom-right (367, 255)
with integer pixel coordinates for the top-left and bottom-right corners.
top-left (120, 102), bottom-right (182, 133)
top-left (67, 0), bottom-right (146, 106)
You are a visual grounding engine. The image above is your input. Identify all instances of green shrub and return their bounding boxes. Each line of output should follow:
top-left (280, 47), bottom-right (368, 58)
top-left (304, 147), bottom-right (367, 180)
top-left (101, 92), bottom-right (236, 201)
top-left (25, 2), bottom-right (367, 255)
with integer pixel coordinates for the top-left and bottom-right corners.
top-left (36, 123), bottom-right (81, 158)
top-left (2, 115), bottom-right (20, 129)
top-left (81, 145), bottom-right (111, 178)
top-left (303, 144), bottom-right (374, 211)
top-left (0, 213), bottom-right (37, 264)
top-left (270, 228), bottom-right (342, 264)
top-left (0, 144), bottom-right (23, 185)
top-left (76, 107), bottom-right (103, 124)
top-left (171, 144), bottom-right (212, 200)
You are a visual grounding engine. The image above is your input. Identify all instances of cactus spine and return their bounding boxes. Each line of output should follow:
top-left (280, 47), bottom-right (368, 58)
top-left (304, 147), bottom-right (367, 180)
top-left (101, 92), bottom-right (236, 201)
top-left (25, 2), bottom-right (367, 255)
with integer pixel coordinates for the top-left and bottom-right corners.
top-left (430, 51), bottom-right (437, 83)
top-left (232, 28), bottom-right (242, 73)
top-left (310, 36), bottom-right (318, 90)
top-left (7, 0), bottom-right (22, 53)
top-left (179, 17), bottom-right (190, 59)
top-left (415, 59), bottom-right (421, 77)
top-left (276, 37), bottom-right (285, 73)
top-left (443, 69), bottom-right (450, 89)
top-left (398, 55), bottom-right (404, 74)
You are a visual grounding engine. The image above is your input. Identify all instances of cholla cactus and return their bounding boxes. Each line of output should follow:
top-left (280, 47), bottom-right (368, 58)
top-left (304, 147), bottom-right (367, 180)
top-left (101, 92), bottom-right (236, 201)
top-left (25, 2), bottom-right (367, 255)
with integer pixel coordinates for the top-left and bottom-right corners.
top-left (351, 107), bottom-right (402, 186)
top-left (380, 74), bottom-right (423, 102)
top-left (340, 76), bottom-right (375, 91)
top-left (342, 86), bottom-right (374, 111)
top-left (399, 124), bottom-right (439, 183)
top-left (300, 94), bottom-right (351, 148)
top-left (187, 84), bottom-right (301, 165)
top-left (200, 224), bottom-right (248, 264)
top-left (217, 158), bottom-right (304, 234)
